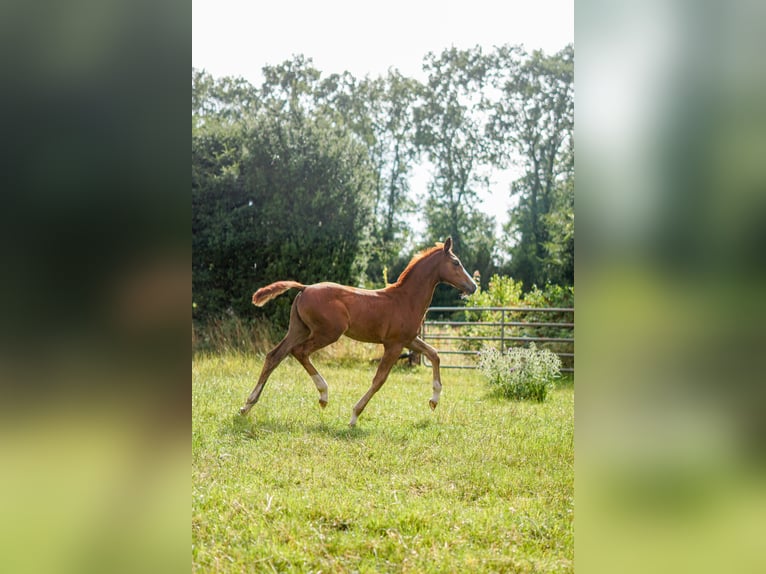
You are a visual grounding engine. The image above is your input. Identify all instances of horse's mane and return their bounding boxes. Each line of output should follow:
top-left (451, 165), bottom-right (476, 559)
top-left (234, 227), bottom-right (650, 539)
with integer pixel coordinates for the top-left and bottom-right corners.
top-left (391, 243), bottom-right (444, 287)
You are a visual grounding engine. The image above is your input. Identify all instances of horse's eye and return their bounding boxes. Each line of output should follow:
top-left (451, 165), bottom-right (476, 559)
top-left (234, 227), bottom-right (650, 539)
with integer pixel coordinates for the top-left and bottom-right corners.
top-left (452, 259), bottom-right (460, 266)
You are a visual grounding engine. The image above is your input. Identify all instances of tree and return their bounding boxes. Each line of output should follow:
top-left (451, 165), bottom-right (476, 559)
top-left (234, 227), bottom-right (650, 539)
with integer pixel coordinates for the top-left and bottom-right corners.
top-left (192, 66), bottom-right (376, 327)
top-left (259, 54), bottom-right (321, 118)
top-left (490, 45), bottom-right (574, 288)
top-left (314, 70), bottom-right (421, 285)
top-left (192, 119), bottom-right (247, 319)
top-left (415, 46), bottom-right (498, 294)
top-left (192, 68), bottom-right (260, 126)
top-left (374, 72), bottom-right (420, 251)
top-left (240, 112), bottom-right (375, 297)
top-left (192, 44), bottom-right (577, 336)
top-left (257, 59), bottom-right (422, 286)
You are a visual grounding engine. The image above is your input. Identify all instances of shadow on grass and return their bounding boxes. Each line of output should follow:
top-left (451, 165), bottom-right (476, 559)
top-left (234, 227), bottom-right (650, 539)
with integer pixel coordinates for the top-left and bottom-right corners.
top-left (227, 414), bottom-right (372, 440)
top-left (481, 388), bottom-right (543, 406)
top-left (410, 417), bottom-right (433, 430)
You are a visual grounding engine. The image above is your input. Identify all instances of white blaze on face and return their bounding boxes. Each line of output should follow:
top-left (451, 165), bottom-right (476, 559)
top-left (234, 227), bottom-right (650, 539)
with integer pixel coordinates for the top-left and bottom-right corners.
top-left (312, 373), bottom-right (328, 403)
top-left (464, 267), bottom-right (477, 292)
top-left (457, 260), bottom-right (477, 292)
top-left (450, 256), bottom-right (477, 293)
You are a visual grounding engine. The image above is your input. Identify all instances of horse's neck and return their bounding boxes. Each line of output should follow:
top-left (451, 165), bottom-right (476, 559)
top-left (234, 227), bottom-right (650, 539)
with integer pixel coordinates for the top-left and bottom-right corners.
top-left (395, 256), bottom-right (441, 312)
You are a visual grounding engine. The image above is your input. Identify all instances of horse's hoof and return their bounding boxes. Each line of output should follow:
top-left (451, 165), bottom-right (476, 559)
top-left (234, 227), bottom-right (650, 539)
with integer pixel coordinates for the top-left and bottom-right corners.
top-left (239, 406), bottom-right (250, 416)
top-left (319, 399), bottom-right (328, 409)
top-left (429, 400), bottom-right (437, 411)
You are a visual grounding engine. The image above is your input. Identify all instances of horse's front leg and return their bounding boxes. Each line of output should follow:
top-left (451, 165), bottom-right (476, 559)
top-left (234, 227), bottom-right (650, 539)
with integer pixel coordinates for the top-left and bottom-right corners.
top-left (407, 337), bottom-right (442, 410)
top-left (350, 343), bottom-right (403, 427)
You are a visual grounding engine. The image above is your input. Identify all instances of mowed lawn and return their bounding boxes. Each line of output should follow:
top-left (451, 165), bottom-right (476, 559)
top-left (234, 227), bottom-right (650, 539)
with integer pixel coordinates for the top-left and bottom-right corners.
top-left (192, 353), bottom-right (573, 573)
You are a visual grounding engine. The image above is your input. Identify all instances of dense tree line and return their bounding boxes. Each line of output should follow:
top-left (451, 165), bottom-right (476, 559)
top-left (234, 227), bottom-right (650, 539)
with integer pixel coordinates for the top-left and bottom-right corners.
top-left (193, 44), bottom-right (573, 327)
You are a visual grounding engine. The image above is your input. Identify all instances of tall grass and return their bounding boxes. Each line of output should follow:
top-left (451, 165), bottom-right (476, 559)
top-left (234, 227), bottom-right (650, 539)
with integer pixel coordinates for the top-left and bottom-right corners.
top-left (193, 315), bottom-right (390, 365)
top-left (192, 353), bottom-right (574, 573)
top-left (192, 316), bottom-right (277, 355)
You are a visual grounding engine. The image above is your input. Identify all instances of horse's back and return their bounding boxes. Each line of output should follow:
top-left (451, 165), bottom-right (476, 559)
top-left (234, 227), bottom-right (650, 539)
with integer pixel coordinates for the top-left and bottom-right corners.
top-left (297, 282), bottom-right (398, 342)
top-left (299, 282), bottom-right (385, 313)
top-left (299, 281), bottom-right (368, 301)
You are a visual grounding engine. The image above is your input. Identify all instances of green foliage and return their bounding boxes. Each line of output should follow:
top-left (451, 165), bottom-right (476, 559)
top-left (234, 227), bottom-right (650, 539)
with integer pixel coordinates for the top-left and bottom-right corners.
top-left (192, 107), bottom-right (375, 328)
top-left (193, 68), bottom-right (260, 126)
top-left (465, 274), bottom-right (524, 308)
top-left (490, 45), bottom-right (575, 289)
top-left (459, 276), bottom-right (574, 370)
top-left (193, 355), bottom-right (574, 572)
top-left (338, 71), bottom-right (420, 285)
top-left (415, 46), bottom-right (499, 292)
top-left (479, 344), bottom-right (562, 401)
top-left (260, 54), bottom-right (321, 117)
top-left (192, 44), bottom-right (575, 330)
top-left (463, 275), bottom-right (574, 312)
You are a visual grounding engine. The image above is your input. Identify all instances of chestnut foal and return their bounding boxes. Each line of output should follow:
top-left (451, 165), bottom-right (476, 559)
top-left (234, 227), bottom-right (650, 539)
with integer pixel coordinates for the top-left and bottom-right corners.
top-left (239, 237), bottom-right (477, 427)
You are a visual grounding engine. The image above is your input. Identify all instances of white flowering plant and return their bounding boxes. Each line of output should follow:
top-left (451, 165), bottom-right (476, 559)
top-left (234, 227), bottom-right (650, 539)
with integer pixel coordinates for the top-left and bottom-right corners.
top-left (478, 343), bottom-right (562, 402)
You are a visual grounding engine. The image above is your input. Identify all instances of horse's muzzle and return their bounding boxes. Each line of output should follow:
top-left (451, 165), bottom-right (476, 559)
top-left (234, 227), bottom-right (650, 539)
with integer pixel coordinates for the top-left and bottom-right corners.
top-left (460, 280), bottom-right (478, 296)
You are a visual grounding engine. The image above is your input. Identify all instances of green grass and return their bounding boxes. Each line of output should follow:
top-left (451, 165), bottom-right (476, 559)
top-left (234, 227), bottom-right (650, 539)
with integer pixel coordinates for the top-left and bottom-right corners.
top-left (192, 353), bottom-right (573, 573)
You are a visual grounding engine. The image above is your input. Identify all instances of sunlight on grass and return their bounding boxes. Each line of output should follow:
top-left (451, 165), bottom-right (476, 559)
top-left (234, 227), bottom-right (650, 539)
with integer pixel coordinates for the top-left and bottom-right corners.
top-left (192, 354), bottom-right (573, 573)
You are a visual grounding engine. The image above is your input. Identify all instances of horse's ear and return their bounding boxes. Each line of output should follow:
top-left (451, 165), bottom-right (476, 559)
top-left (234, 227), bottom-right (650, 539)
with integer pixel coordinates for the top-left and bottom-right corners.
top-left (443, 237), bottom-right (453, 253)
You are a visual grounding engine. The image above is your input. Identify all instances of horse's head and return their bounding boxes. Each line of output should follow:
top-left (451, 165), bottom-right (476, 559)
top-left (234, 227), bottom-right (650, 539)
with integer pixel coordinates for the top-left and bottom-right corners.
top-left (437, 237), bottom-right (478, 295)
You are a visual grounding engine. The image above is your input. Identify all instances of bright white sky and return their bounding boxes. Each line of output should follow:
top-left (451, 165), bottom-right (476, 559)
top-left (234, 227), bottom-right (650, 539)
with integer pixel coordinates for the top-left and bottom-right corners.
top-left (193, 0), bottom-right (573, 235)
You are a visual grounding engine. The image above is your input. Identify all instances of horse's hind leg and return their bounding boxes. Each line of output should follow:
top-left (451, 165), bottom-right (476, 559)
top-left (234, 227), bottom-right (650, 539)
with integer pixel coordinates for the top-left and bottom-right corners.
top-left (239, 302), bottom-right (310, 416)
top-left (239, 336), bottom-right (300, 415)
top-left (350, 343), bottom-right (403, 427)
top-left (291, 351), bottom-right (328, 408)
top-left (291, 331), bottom-right (344, 408)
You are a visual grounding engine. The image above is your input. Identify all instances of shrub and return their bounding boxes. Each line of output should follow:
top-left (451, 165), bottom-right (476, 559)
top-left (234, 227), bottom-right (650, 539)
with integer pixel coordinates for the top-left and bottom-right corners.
top-left (459, 276), bottom-right (574, 371)
top-left (478, 343), bottom-right (562, 401)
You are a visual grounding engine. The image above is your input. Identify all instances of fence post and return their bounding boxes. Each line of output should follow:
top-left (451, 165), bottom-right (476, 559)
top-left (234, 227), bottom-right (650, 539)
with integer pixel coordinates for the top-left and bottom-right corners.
top-left (500, 309), bottom-right (505, 353)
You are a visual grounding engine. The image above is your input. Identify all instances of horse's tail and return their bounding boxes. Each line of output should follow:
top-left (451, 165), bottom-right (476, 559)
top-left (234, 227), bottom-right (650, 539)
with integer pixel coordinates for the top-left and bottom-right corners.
top-left (252, 281), bottom-right (305, 307)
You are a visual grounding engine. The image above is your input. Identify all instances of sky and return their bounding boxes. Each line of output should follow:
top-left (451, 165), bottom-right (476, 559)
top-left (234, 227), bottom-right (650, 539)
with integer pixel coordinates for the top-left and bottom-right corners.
top-left (192, 0), bottom-right (574, 234)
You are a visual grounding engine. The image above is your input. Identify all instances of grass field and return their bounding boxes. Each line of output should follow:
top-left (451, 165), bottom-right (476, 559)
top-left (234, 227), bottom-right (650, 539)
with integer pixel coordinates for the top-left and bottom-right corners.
top-left (192, 352), bottom-right (574, 573)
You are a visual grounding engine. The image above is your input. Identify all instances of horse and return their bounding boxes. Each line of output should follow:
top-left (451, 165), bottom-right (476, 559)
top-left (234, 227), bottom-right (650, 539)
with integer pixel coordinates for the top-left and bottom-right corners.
top-left (239, 237), bottom-right (477, 427)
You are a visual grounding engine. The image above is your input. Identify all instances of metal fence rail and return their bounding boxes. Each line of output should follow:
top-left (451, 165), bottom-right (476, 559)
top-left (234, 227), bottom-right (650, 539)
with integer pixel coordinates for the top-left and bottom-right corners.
top-left (420, 306), bottom-right (574, 373)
